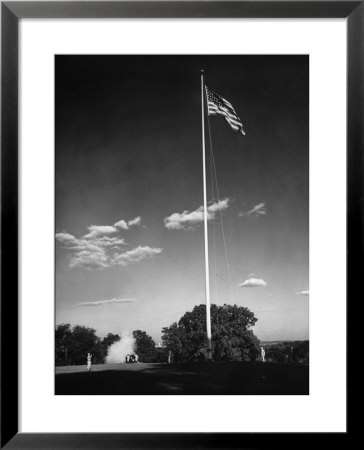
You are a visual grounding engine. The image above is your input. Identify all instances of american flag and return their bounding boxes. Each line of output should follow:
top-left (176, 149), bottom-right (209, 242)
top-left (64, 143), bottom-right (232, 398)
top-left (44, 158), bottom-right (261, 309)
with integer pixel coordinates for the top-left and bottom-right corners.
top-left (205, 86), bottom-right (245, 135)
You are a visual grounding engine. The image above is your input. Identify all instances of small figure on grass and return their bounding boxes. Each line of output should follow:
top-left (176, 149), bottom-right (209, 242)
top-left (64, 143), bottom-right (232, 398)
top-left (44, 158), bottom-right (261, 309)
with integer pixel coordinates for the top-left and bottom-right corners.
top-left (87, 353), bottom-right (92, 371)
top-left (261, 346), bottom-right (266, 363)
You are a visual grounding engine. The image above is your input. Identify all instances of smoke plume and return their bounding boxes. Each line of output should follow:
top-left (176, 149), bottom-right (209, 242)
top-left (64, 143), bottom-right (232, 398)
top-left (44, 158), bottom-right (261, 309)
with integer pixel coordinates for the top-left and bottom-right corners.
top-left (106, 331), bottom-right (136, 364)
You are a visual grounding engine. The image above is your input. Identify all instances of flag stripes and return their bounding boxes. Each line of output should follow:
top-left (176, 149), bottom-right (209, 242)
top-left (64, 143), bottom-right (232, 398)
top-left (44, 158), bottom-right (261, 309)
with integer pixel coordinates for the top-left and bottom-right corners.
top-left (205, 86), bottom-right (245, 135)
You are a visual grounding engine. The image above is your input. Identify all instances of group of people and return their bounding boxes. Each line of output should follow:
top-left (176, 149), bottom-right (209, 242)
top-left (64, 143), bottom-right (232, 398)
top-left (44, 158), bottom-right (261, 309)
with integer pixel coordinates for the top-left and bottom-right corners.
top-left (125, 354), bottom-right (138, 363)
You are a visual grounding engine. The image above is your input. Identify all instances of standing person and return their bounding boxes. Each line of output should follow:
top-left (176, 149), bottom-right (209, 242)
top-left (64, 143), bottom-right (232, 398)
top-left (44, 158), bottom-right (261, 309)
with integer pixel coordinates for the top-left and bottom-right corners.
top-left (87, 352), bottom-right (92, 371)
top-left (261, 346), bottom-right (266, 362)
top-left (126, 354), bottom-right (129, 363)
top-left (134, 354), bottom-right (139, 363)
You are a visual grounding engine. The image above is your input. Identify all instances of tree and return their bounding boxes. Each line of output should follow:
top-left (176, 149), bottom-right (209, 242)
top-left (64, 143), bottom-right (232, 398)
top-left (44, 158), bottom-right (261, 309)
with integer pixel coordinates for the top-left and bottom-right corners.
top-left (133, 330), bottom-right (157, 362)
top-left (245, 331), bottom-right (261, 361)
top-left (292, 340), bottom-right (309, 363)
top-left (55, 324), bottom-right (104, 366)
top-left (55, 323), bottom-right (72, 366)
top-left (66, 325), bottom-right (103, 365)
top-left (154, 346), bottom-right (169, 363)
top-left (100, 333), bottom-right (121, 362)
top-left (102, 333), bottom-right (121, 348)
top-left (161, 322), bottom-right (189, 362)
top-left (162, 304), bottom-right (260, 362)
top-left (266, 344), bottom-right (286, 363)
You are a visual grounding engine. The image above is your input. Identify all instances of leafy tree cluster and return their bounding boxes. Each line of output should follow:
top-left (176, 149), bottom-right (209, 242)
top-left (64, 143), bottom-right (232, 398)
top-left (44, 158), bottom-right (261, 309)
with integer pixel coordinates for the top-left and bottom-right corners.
top-left (55, 324), bottom-right (109, 366)
top-left (265, 341), bottom-right (309, 364)
top-left (55, 324), bottom-right (158, 366)
top-left (162, 304), bottom-right (260, 362)
top-left (133, 330), bottom-right (157, 362)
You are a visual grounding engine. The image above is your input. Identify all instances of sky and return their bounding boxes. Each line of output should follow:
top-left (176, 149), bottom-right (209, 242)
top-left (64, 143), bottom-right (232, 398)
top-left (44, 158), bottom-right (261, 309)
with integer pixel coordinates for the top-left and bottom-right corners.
top-left (55, 55), bottom-right (309, 343)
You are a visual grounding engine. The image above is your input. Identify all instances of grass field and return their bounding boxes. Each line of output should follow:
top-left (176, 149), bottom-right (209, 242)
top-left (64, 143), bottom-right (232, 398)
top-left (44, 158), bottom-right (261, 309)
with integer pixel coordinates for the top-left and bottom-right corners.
top-left (55, 361), bottom-right (309, 395)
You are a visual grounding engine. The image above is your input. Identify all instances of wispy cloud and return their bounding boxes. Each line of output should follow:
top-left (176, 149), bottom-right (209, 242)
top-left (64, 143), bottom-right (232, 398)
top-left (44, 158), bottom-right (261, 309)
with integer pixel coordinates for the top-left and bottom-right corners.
top-left (83, 225), bottom-right (118, 239)
top-left (74, 298), bottom-right (136, 307)
top-left (239, 203), bottom-right (267, 218)
top-left (84, 216), bottom-right (142, 238)
top-left (56, 216), bottom-right (162, 270)
top-left (164, 198), bottom-right (230, 231)
top-left (113, 246), bottom-right (162, 266)
top-left (296, 290), bottom-right (309, 296)
top-left (238, 277), bottom-right (267, 288)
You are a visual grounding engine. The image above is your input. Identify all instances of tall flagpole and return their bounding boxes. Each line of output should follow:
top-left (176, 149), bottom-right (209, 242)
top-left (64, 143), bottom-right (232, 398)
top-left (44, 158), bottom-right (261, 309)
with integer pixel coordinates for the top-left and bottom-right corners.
top-left (201, 70), bottom-right (212, 360)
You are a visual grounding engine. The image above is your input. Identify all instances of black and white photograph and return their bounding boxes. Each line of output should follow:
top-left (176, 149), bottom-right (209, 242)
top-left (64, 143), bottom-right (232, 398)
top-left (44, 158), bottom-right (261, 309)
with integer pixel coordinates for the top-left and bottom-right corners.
top-left (55, 55), bottom-right (309, 395)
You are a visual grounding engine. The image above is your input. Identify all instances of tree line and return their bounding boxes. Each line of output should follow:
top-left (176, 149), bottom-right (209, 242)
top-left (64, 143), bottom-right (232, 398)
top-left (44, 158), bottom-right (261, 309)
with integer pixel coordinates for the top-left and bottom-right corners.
top-left (55, 325), bottom-right (156, 366)
top-left (263, 341), bottom-right (309, 364)
top-left (56, 303), bottom-right (308, 366)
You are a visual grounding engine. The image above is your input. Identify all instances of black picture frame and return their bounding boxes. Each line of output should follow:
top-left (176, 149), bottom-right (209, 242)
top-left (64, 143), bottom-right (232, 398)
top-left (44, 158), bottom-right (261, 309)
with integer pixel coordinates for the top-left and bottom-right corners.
top-left (1, 1), bottom-right (357, 448)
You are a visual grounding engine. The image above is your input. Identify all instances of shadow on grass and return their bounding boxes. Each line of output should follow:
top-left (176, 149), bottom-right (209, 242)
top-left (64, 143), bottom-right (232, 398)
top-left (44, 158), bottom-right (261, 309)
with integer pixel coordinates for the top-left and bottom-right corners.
top-left (55, 362), bottom-right (309, 395)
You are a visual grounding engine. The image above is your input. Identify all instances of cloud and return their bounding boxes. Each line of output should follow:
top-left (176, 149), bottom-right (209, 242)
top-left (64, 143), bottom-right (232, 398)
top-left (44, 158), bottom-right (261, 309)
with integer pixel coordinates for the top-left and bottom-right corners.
top-left (69, 249), bottom-right (109, 269)
top-left (83, 225), bottom-right (118, 239)
top-left (56, 232), bottom-right (127, 269)
top-left (74, 298), bottom-right (136, 307)
top-left (83, 216), bottom-right (143, 238)
top-left (113, 246), bottom-right (162, 266)
top-left (55, 232), bottom-right (79, 246)
top-left (113, 220), bottom-right (128, 230)
top-left (239, 203), bottom-right (267, 218)
top-left (114, 216), bottom-right (142, 231)
top-left (127, 216), bottom-right (141, 227)
top-left (56, 216), bottom-right (161, 270)
top-left (92, 236), bottom-right (126, 248)
top-left (164, 198), bottom-right (230, 230)
top-left (238, 277), bottom-right (267, 288)
top-left (207, 198), bottom-right (229, 214)
top-left (296, 290), bottom-right (309, 296)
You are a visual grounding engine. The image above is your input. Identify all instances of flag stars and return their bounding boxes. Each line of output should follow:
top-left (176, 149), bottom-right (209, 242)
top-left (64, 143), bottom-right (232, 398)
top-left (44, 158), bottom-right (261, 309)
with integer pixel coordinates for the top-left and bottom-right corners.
top-left (205, 86), bottom-right (246, 136)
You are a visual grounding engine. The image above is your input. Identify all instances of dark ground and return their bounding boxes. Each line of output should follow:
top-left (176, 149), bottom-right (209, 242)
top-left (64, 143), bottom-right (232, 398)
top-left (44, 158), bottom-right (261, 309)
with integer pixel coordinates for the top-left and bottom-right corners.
top-left (55, 361), bottom-right (309, 395)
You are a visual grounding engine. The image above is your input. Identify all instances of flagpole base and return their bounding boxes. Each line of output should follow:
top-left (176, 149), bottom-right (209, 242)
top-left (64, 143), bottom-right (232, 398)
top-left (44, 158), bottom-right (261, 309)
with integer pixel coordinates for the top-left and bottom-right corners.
top-left (206, 348), bottom-right (213, 361)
